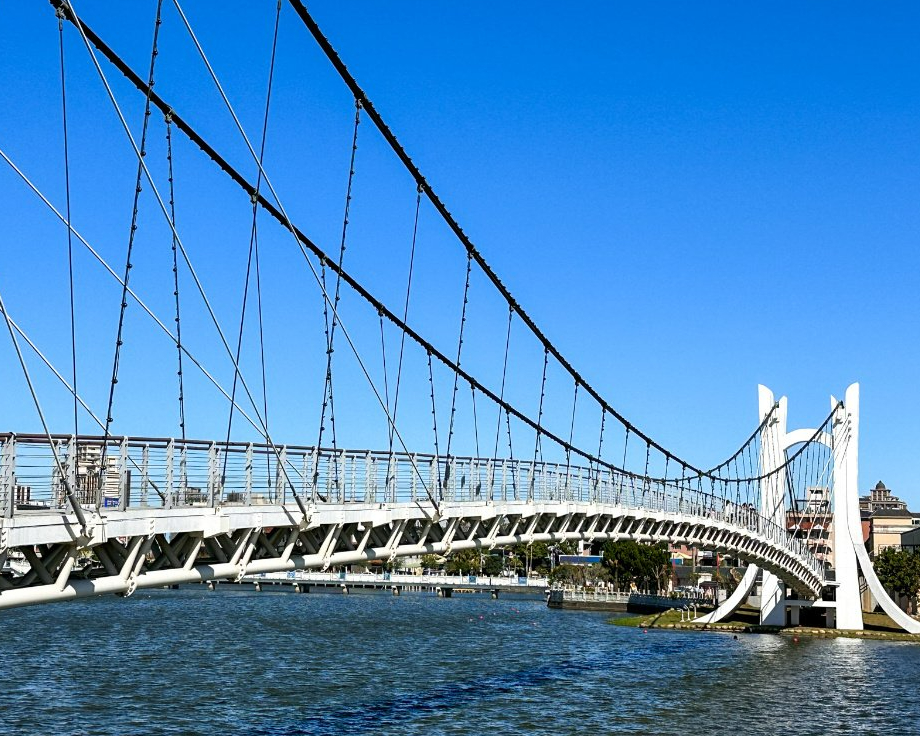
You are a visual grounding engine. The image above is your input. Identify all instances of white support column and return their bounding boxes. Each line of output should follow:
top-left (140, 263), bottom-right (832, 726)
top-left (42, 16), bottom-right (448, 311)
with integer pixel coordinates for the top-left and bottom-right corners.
top-left (759, 386), bottom-right (788, 627)
top-left (140, 444), bottom-right (149, 507)
top-left (245, 443), bottom-right (254, 505)
top-left (179, 443), bottom-right (188, 505)
top-left (165, 439), bottom-right (174, 509)
top-left (65, 436), bottom-right (77, 508)
top-left (276, 446), bottom-right (288, 505)
top-left (832, 387), bottom-right (863, 629)
top-left (1, 435), bottom-right (15, 519)
top-left (207, 443), bottom-right (220, 507)
top-left (118, 437), bottom-right (130, 511)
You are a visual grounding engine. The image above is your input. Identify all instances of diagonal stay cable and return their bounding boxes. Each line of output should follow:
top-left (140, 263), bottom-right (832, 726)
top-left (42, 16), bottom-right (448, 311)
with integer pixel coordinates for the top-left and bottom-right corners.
top-left (56, 0), bottom-right (311, 518)
top-left (6, 316), bottom-right (167, 502)
top-left (0, 289), bottom-right (88, 533)
top-left (0, 147), bottom-right (266, 447)
top-left (224, 0), bottom-right (283, 488)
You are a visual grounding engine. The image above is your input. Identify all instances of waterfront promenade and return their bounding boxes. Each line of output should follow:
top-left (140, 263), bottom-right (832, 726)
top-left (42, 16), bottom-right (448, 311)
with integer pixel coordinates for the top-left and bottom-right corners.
top-left (547, 588), bottom-right (710, 613)
top-left (231, 571), bottom-right (549, 597)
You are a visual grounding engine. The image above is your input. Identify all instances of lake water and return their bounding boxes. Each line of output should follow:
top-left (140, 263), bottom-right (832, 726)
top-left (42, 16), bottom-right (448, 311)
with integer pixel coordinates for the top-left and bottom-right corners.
top-left (0, 587), bottom-right (917, 735)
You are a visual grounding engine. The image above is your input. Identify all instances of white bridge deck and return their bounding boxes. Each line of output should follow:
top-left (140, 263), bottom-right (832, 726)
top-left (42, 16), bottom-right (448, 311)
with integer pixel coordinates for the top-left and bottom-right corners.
top-left (0, 433), bottom-right (826, 610)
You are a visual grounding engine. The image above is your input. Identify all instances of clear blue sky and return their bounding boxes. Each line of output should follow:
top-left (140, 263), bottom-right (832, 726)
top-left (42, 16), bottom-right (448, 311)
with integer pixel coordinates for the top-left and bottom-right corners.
top-left (1, 3), bottom-right (918, 503)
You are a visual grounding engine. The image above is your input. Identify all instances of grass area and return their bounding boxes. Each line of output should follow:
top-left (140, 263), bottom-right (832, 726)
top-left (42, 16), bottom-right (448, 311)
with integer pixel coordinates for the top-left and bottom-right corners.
top-left (610, 609), bottom-right (691, 628)
top-left (862, 611), bottom-right (905, 633)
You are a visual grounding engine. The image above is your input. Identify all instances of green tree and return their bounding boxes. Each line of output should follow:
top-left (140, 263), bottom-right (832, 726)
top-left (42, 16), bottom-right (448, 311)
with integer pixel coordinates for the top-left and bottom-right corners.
top-left (874, 548), bottom-right (920, 614)
top-left (548, 563), bottom-right (584, 586)
top-left (420, 554), bottom-right (443, 572)
top-left (482, 554), bottom-right (503, 576)
top-left (508, 542), bottom-right (551, 575)
top-left (638, 543), bottom-right (671, 592)
top-left (445, 549), bottom-right (481, 575)
top-left (601, 540), bottom-right (670, 592)
top-left (557, 541), bottom-right (577, 556)
top-left (585, 562), bottom-right (613, 587)
top-left (601, 540), bottom-right (642, 590)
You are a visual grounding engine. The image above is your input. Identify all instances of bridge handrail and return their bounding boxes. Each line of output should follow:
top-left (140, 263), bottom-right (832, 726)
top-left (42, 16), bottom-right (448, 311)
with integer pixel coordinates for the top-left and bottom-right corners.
top-left (0, 432), bottom-right (823, 582)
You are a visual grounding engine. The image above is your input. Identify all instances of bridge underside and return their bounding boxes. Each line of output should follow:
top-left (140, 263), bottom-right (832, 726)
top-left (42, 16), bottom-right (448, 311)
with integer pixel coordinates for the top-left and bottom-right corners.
top-left (0, 502), bottom-right (822, 609)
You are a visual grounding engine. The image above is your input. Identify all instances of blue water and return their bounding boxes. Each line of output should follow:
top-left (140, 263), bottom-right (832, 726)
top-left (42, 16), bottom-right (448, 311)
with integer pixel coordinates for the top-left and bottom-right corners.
top-left (0, 587), bottom-right (917, 735)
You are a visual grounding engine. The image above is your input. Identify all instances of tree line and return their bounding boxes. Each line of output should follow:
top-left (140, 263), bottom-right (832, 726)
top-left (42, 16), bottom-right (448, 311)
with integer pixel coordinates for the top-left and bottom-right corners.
top-left (419, 539), bottom-right (671, 593)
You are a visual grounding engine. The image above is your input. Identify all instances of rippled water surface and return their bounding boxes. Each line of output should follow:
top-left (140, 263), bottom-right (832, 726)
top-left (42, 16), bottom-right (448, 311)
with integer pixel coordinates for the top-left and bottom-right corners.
top-left (1, 587), bottom-right (918, 735)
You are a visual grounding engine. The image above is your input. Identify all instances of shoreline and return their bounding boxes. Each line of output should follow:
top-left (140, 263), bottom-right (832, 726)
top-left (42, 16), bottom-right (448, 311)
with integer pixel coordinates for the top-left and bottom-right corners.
top-left (611, 609), bottom-right (920, 643)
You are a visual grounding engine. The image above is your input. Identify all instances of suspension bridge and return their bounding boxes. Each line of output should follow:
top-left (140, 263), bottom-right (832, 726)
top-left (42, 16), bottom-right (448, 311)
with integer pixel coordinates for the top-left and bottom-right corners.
top-left (0, 1), bottom-right (913, 633)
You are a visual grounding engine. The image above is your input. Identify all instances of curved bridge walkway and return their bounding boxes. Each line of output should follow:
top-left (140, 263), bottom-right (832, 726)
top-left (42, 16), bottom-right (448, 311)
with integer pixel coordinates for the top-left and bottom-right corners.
top-left (0, 433), bottom-right (824, 610)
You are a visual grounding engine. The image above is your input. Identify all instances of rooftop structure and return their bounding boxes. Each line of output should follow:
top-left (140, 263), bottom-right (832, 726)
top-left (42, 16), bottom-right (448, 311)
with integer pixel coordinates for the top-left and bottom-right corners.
top-left (860, 481), bottom-right (907, 513)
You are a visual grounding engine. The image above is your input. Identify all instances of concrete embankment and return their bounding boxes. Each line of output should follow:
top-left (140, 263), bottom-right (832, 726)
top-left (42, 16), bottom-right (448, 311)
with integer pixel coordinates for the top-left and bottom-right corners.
top-left (547, 589), bottom-right (705, 614)
top-left (612, 608), bottom-right (920, 642)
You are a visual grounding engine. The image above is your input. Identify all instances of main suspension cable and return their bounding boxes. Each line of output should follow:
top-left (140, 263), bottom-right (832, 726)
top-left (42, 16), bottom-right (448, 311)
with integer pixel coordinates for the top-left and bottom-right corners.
top-left (57, 4), bottom-right (802, 491)
top-left (286, 0), bottom-right (718, 478)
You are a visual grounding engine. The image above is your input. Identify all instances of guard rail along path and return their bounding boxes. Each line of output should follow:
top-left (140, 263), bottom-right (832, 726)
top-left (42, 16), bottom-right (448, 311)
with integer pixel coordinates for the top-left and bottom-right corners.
top-left (0, 431), bottom-right (823, 610)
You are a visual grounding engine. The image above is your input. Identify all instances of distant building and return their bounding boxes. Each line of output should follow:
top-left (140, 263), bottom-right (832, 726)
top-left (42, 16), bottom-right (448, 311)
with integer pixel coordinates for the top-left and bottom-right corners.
top-left (52, 443), bottom-right (122, 506)
top-left (860, 480), bottom-right (908, 513)
top-left (558, 554), bottom-right (602, 566)
top-left (901, 526), bottom-right (920, 555)
top-left (787, 486), bottom-right (834, 569)
top-left (861, 482), bottom-right (920, 556)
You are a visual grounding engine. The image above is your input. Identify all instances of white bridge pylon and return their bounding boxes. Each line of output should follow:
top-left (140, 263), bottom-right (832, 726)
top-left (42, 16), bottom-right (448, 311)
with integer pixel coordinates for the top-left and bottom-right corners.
top-left (697, 383), bottom-right (920, 633)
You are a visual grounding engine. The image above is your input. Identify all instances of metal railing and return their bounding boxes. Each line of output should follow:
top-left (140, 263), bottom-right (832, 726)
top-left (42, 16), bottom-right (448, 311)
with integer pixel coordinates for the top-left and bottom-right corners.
top-left (0, 432), bottom-right (822, 581)
top-left (249, 571), bottom-right (549, 588)
top-left (550, 588), bottom-right (708, 608)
